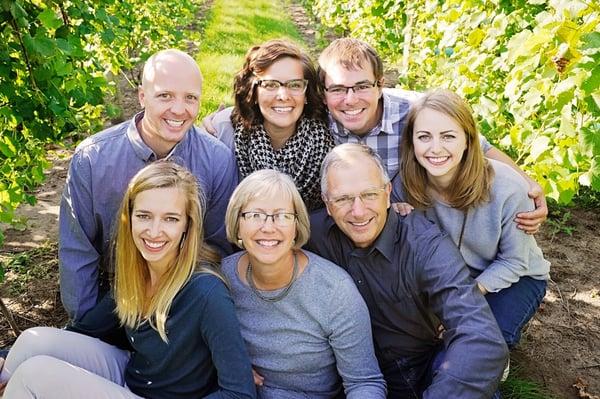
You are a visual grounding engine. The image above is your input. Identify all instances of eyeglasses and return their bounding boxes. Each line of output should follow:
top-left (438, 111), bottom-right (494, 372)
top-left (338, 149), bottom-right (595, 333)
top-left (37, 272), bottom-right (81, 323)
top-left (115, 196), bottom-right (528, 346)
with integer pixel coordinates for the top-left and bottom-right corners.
top-left (324, 80), bottom-right (380, 98)
top-left (240, 211), bottom-right (297, 227)
top-left (255, 79), bottom-right (308, 95)
top-left (325, 185), bottom-right (387, 208)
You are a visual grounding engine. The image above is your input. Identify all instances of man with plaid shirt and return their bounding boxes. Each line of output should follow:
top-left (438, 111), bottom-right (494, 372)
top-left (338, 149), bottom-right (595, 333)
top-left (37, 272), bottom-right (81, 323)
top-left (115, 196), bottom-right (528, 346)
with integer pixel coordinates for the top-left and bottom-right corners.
top-left (317, 37), bottom-right (547, 232)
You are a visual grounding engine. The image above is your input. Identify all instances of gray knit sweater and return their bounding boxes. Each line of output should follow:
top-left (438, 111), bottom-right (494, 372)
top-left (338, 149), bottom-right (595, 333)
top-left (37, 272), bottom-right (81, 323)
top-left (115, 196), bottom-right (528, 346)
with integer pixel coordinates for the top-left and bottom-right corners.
top-left (425, 159), bottom-right (550, 292)
top-left (221, 250), bottom-right (386, 399)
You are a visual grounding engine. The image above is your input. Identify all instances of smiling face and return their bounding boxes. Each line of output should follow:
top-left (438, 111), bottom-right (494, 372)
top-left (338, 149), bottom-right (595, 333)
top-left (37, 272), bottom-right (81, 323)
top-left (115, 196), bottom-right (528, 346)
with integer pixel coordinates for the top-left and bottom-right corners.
top-left (138, 51), bottom-right (202, 158)
top-left (238, 192), bottom-right (296, 268)
top-left (131, 186), bottom-right (188, 273)
top-left (412, 107), bottom-right (468, 189)
top-left (256, 57), bottom-right (306, 142)
top-left (324, 154), bottom-right (391, 248)
top-left (322, 62), bottom-right (383, 136)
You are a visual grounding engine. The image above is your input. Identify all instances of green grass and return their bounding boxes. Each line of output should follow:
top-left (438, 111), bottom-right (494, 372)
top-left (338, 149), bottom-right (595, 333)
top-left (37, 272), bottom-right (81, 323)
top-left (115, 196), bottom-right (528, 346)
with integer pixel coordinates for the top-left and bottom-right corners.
top-left (501, 369), bottom-right (557, 399)
top-left (195, 0), bottom-right (307, 117)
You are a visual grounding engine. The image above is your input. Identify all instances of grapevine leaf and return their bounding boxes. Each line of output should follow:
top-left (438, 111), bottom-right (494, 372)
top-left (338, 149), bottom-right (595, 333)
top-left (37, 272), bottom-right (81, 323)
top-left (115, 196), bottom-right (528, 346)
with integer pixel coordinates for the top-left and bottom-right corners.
top-left (38, 8), bottom-right (63, 30)
top-left (581, 66), bottom-right (600, 95)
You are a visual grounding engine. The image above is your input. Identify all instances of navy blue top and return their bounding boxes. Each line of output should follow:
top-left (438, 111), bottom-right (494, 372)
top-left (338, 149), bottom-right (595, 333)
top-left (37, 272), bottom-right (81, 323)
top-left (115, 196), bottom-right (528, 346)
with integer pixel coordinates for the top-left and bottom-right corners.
top-left (70, 273), bottom-right (256, 399)
top-left (307, 209), bottom-right (508, 399)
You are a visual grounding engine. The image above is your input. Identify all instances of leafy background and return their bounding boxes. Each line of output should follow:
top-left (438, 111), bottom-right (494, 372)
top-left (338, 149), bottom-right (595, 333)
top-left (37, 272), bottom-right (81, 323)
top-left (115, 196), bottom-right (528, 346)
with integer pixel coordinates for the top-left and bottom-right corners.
top-left (306, 0), bottom-right (600, 205)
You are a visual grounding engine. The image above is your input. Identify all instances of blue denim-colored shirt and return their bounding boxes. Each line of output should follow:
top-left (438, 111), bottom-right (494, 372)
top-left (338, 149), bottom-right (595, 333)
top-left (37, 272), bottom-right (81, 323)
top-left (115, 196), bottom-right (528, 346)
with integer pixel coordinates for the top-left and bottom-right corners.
top-left (59, 112), bottom-right (237, 321)
top-left (307, 209), bottom-right (508, 399)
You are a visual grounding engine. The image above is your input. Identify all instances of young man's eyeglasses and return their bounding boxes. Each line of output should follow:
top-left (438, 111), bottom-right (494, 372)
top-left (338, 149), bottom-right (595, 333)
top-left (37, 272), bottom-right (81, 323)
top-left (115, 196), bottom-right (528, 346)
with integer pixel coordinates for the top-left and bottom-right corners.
top-left (240, 211), bottom-right (297, 227)
top-left (255, 79), bottom-right (308, 95)
top-left (324, 80), bottom-right (380, 98)
top-left (325, 185), bottom-right (387, 209)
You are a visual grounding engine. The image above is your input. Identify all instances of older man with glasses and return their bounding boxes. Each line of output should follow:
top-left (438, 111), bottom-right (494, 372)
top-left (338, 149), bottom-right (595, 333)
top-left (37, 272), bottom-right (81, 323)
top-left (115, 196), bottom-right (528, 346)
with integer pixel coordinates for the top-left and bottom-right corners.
top-left (307, 143), bottom-right (508, 399)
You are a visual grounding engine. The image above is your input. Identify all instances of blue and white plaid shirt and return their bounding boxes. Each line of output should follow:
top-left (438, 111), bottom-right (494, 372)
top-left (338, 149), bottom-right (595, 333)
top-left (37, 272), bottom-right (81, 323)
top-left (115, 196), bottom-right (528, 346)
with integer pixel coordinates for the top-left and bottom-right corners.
top-left (328, 91), bottom-right (413, 179)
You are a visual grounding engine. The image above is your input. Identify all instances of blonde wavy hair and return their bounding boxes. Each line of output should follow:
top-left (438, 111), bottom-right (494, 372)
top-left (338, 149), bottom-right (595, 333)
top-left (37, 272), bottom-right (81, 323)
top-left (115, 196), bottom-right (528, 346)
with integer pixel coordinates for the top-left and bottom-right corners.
top-left (113, 161), bottom-right (221, 342)
top-left (400, 89), bottom-right (494, 211)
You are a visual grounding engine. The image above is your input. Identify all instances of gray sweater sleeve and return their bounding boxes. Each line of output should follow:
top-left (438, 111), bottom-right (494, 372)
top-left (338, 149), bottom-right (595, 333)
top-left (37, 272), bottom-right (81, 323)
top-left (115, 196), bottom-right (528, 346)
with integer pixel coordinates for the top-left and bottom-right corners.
top-left (325, 273), bottom-right (387, 398)
top-left (474, 161), bottom-right (550, 291)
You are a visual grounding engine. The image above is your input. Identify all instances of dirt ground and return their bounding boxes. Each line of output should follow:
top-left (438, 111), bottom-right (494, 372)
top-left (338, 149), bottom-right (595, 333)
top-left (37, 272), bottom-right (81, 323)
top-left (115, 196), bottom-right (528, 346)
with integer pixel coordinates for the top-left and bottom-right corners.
top-left (0, 2), bottom-right (599, 399)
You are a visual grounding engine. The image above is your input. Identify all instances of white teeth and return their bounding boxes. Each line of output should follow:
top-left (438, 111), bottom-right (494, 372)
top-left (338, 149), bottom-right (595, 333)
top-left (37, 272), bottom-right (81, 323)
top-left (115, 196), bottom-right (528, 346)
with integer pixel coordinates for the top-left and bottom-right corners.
top-left (165, 119), bottom-right (184, 127)
top-left (257, 240), bottom-right (279, 247)
top-left (343, 109), bottom-right (362, 116)
top-left (144, 239), bottom-right (166, 249)
top-left (428, 156), bottom-right (449, 165)
top-left (350, 220), bottom-right (370, 227)
top-left (272, 107), bottom-right (293, 113)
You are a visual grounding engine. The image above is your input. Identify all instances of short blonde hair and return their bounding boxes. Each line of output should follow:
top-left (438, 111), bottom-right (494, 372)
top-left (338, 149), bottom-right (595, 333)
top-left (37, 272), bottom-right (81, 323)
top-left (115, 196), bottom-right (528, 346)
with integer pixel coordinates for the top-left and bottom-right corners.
top-left (225, 169), bottom-right (310, 249)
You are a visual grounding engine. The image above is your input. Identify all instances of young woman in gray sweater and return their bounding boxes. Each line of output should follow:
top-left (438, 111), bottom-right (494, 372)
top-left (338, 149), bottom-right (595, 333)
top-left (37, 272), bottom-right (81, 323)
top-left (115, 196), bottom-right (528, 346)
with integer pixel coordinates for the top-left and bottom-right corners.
top-left (398, 89), bottom-right (549, 350)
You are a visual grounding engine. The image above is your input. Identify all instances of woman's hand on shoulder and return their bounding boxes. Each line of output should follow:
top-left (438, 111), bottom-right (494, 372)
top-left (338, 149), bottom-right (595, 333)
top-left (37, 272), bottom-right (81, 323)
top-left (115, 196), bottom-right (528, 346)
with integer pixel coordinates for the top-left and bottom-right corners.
top-left (392, 202), bottom-right (414, 216)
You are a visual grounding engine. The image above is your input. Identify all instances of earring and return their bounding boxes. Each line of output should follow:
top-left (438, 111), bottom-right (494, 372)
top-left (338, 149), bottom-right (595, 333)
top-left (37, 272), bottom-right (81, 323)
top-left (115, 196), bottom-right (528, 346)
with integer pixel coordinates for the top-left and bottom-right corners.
top-left (237, 238), bottom-right (244, 249)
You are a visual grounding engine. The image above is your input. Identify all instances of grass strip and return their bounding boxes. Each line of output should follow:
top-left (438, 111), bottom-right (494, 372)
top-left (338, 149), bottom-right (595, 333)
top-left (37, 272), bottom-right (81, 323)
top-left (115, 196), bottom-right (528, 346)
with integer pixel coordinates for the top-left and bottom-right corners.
top-left (195, 0), bottom-right (307, 117)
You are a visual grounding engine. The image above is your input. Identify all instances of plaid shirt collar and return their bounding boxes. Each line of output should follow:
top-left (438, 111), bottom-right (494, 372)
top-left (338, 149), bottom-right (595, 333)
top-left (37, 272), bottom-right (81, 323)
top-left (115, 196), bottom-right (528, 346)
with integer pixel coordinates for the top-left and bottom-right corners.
top-left (329, 92), bottom-right (401, 138)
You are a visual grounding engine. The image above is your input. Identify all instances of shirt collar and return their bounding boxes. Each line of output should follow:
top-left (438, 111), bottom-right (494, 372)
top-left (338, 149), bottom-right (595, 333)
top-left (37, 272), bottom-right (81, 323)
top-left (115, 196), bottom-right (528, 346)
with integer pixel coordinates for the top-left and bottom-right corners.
top-left (324, 208), bottom-right (397, 262)
top-left (328, 93), bottom-right (398, 138)
top-left (126, 111), bottom-right (189, 162)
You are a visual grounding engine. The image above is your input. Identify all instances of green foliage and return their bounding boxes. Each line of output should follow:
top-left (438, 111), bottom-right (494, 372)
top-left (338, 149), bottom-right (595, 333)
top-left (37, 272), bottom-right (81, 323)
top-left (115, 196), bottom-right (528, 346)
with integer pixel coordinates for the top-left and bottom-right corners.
top-left (0, 0), bottom-right (205, 249)
top-left (546, 205), bottom-right (577, 237)
top-left (307, 0), bottom-right (600, 205)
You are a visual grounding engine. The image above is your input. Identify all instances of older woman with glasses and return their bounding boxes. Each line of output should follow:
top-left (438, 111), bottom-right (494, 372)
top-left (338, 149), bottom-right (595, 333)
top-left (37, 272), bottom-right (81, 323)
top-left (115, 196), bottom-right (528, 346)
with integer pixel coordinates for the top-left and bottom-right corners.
top-left (222, 169), bottom-right (386, 399)
top-left (203, 39), bottom-right (334, 211)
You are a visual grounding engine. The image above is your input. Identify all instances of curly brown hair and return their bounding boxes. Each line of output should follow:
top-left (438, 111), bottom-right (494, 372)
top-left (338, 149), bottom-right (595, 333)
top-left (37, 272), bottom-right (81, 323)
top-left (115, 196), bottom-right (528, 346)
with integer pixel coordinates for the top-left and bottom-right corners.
top-left (231, 39), bottom-right (327, 130)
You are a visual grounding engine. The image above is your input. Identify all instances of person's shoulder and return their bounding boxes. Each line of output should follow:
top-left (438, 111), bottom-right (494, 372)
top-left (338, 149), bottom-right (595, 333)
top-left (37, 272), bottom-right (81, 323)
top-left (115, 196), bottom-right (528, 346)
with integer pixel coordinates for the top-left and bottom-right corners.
top-left (221, 252), bottom-right (242, 277)
top-left (213, 106), bottom-right (234, 124)
top-left (304, 250), bottom-right (345, 276)
top-left (187, 124), bottom-right (231, 151)
top-left (489, 159), bottom-right (529, 195)
top-left (399, 209), bottom-right (443, 239)
top-left (184, 271), bottom-right (228, 298)
top-left (382, 88), bottom-right (422, 104)
top-left (74, 119), bottom-right (130, 155)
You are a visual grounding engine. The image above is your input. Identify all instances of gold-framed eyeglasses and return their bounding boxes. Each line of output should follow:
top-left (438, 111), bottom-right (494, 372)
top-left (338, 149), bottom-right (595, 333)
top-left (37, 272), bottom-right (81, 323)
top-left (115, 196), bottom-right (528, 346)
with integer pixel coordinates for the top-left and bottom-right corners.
top-left (324, 80), bottom-right (380, 98)
top-left (255, 79), bottom-right (308, 95)
top-left (325, 185), bottom-right (387, 208)
top-left (240, 211), bottom-right (297, 227)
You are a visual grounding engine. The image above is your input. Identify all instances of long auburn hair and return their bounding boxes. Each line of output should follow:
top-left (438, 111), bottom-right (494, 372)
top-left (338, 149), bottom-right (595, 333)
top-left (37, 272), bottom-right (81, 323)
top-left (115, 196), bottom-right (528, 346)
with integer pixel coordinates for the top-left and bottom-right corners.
top-left (113, 161), bottom-right (221, 342)
top-left (231, 39), bottom-right (327, 130)
top-left (400, 89), bottom-right (494, 211)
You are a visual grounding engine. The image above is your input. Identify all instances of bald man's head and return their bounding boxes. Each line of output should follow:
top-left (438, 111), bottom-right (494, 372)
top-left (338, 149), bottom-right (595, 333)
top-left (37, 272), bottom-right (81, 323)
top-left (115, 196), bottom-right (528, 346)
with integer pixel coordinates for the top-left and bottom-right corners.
top-left (137, 49), bottom-right (203, 158)
top-left (141, 49), bottom-right (203, 90)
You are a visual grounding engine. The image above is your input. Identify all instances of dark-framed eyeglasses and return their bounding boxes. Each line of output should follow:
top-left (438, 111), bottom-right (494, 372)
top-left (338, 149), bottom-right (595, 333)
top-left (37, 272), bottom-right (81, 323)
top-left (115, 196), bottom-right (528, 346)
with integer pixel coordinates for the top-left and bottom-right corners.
top-left (254, 79), bottom-right (309, 95)
top-left (239, 211), bottom-right (297, 227)
top-left (324, 80), bottom-right (381, 98)
top-left (325, 185), bottom-right (388, 209)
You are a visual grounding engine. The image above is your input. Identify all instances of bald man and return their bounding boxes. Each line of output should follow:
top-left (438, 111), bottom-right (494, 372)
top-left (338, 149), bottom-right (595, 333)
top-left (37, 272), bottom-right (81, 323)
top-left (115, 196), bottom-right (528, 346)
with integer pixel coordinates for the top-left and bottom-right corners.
top-left (59, 49), bottom-right (238, 321)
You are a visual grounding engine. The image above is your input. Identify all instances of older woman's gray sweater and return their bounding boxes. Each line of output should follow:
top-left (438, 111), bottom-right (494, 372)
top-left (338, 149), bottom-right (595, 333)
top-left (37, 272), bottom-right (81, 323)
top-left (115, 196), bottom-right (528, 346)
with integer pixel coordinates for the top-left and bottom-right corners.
top-left (221, 250), bottom-right (386, 399)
